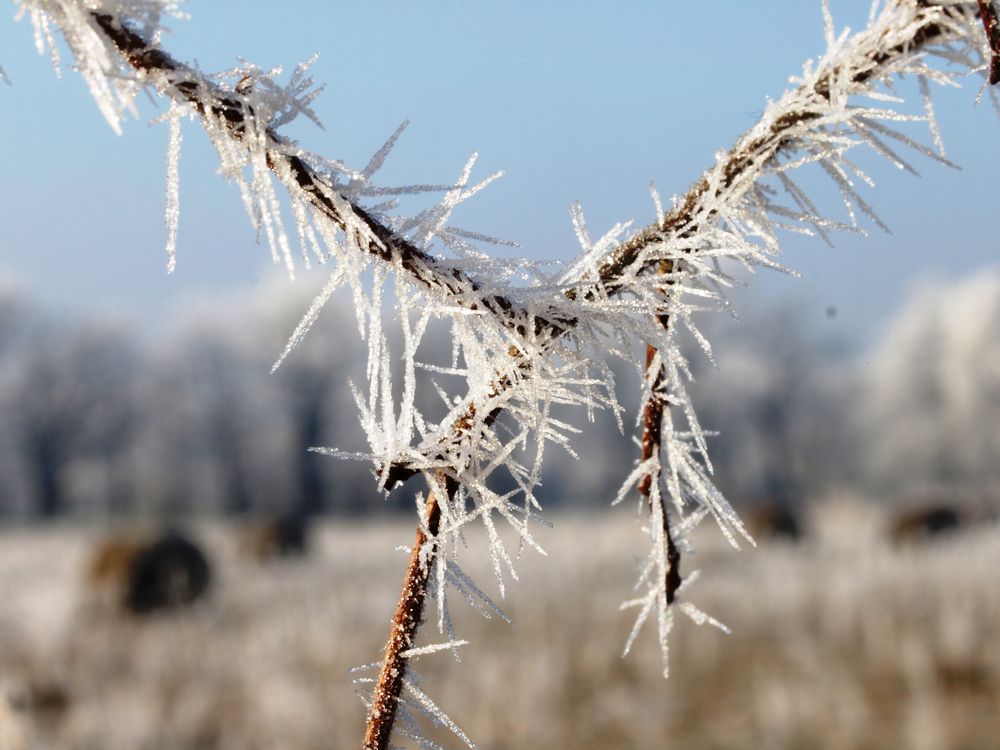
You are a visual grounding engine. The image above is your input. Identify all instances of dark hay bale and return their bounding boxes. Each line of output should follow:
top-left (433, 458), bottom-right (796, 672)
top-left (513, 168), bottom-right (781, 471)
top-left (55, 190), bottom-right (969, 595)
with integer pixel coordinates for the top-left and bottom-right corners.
top-left (124, 531), bottom-right (211, 615)
top-left (238, 515), bottom-right (309, 562)
top-left (85, 530), bottom-right (212, 616)
top-left (889, 505), bottom-right (963, 546)
top-left (23, 681), bottom-right (70, 723)
top-left (745, 503), bottom-right (802, 542)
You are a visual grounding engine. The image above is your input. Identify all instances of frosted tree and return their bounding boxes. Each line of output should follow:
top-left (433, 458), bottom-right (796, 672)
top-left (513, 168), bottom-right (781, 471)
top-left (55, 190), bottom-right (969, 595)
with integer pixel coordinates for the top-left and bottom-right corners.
top-left (1, 318), bottom-right (136, 517)
top-left (688, 303), bottom-right (853, 505)
top-left (863, 270), bottom-right (1000, 491)
top-left (5, 1), bottom-right (1000, 747)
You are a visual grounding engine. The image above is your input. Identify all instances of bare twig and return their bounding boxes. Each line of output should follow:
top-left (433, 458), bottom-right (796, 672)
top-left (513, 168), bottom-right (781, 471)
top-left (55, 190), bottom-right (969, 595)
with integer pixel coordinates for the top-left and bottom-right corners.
top-left (363, 476), bottom-right (453, 750)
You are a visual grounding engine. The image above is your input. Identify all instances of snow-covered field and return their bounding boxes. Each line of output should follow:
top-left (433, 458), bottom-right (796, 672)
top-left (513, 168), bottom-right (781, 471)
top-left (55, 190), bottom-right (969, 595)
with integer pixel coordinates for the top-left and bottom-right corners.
top-left (1, 506), bottom-right (999, 749)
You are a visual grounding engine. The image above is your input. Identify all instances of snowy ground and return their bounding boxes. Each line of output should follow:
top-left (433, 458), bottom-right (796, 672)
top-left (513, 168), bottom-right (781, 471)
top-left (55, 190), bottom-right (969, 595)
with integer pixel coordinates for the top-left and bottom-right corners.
top-left (1, 504), bottom-right (999, 750)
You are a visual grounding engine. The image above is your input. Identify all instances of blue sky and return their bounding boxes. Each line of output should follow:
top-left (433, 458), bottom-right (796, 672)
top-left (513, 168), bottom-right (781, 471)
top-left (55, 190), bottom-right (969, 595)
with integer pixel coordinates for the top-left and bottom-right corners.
top-left (1, 1), bottom-right (998, 345)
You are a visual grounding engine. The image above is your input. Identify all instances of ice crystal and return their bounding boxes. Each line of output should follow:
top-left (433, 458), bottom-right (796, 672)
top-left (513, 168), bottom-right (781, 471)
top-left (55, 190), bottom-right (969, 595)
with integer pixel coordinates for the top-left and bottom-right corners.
top-left (163, 102), bottom-right (182, 273)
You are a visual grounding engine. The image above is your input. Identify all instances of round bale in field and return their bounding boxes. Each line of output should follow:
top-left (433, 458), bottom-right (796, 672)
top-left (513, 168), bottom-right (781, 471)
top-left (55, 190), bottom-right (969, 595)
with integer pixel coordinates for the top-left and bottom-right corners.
top-left (744, 502), bottom-right (803, 542)
top-left (238, 514), bottom-right (309, 562)
top-left (888, 504), bottom-right (964, 546)
top-left (85, 530), bottom-right (211, 616)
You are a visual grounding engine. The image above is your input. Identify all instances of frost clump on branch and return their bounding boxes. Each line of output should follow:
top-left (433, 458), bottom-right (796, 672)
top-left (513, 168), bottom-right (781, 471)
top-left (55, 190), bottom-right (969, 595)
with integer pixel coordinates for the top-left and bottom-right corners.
top-left (12, 0), bottom-right (997, 746)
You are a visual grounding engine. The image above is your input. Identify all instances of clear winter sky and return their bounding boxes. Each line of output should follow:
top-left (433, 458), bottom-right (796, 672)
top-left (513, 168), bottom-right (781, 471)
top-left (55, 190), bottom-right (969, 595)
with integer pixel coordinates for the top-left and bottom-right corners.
top-left (1, 1), bottom-right (998, 347)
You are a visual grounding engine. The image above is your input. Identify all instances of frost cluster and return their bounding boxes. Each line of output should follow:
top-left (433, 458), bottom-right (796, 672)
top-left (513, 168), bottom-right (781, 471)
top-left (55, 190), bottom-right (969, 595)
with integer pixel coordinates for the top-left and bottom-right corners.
top-left (11, 0), bottom-right (996, 746)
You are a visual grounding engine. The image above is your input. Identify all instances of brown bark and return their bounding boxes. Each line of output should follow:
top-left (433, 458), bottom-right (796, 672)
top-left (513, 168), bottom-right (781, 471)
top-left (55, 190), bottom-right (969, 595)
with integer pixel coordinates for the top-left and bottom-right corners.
top-left (362, 477), bottom-right (452, 750)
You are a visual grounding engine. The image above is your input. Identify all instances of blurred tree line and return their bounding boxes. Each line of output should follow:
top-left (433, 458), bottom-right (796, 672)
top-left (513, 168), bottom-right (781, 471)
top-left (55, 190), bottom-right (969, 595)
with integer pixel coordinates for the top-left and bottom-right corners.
top-left (0, 270), bottom-right (997, 521)
top-left (0, 276), bottom-right (380, 520)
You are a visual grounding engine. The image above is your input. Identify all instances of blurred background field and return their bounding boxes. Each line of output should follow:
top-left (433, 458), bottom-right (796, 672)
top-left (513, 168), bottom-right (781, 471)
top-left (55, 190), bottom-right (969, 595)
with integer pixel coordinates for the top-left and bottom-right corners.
top-left (0, 271), bottom-right (999, 749)
top-left (1, 506), bottom-right (999, 750)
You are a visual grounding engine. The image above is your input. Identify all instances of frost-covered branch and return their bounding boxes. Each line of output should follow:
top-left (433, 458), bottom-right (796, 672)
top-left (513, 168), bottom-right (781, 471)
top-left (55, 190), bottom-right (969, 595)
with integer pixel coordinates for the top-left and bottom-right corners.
top-left (35, 2), bottom-right (573, 341)
top-left (592, 2), bottom-right (970, 291)
top-left (382, 0), bottom-right (989, 482)
top-left (638, 344), bottom-right (683, 605)
top-left (10, 0), bottom-right (998, 748)
top-left (603, 0), bottom-right (991, 676)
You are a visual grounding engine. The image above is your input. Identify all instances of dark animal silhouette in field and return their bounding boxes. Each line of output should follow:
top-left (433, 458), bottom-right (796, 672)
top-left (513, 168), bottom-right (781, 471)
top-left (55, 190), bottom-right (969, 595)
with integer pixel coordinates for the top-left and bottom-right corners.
top-left (238, 514), bottom-right (309, 562)
top-left (85, 530), bottom-right (211, 615)
top-left (888, 504), bottom-right (964, 546)
top-left (745, 503), bottom-right (802, 542)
